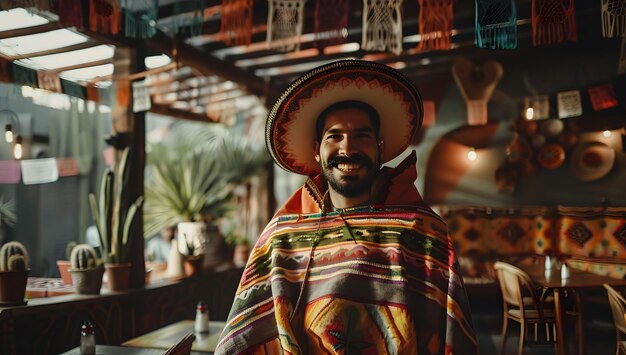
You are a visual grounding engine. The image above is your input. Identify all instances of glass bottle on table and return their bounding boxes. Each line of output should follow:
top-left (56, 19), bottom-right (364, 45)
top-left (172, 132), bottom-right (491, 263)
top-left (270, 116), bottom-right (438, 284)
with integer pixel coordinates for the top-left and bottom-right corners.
top-left (80, 320), bottom-right (96, 354)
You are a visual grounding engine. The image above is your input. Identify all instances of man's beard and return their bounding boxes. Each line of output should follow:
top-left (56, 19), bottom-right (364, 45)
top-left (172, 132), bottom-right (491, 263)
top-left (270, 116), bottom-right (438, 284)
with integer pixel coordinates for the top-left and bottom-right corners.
top-left (321, 154), bottom-right (380, 198)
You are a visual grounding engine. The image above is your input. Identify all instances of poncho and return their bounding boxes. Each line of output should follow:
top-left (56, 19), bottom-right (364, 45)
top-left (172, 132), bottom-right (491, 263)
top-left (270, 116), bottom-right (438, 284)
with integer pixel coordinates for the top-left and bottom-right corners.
top-left (216, 152), bottom-right (478, 354)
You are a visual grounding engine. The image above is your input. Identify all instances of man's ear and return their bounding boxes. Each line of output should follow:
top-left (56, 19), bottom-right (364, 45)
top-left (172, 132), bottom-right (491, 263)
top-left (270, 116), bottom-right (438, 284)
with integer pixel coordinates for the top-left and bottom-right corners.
top-left (314, 141), bottom-right (320, 162)
top-left (378, 137), bottom-right (385, 156)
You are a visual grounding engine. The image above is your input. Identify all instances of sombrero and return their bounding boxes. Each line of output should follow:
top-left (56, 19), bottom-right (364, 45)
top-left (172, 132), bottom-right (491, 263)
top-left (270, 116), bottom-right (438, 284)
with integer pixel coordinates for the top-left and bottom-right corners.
top-left (570, 141), bottom-right (615, 181)
top-left (266, 59), bottom-right (423, 175)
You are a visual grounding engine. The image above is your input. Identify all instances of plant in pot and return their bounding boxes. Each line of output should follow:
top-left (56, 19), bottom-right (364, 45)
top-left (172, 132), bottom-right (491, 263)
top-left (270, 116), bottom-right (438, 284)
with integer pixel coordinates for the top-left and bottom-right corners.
top-left (56, 241), bottom-right (76, 285)
top-left (0, 241), bottom-right (29, 305)
top-left (68, 244), bottom-right (104, 295)
top-left (89, 147), bottom-right (144, 291)
top-left (144, 151), bottom-right (233, 276)
top-left (0, 197), bottom-right (17, 246)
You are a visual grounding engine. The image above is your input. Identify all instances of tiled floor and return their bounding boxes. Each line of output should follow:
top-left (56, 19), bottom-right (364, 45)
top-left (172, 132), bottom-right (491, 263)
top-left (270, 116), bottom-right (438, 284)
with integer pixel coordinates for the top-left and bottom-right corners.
top-left (469, 287), bottom-right (618, 355)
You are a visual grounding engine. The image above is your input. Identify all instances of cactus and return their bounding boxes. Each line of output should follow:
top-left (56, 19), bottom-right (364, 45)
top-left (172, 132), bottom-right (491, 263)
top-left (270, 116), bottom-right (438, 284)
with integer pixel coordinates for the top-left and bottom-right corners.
top-left (89, 147), bottom-right (144, 264)
top-left (0, 241), bottom-right (29, 272)
top-left (8, 254), bottom-right (26, 271)
top-left (70, 244), bottom-right (99, 270)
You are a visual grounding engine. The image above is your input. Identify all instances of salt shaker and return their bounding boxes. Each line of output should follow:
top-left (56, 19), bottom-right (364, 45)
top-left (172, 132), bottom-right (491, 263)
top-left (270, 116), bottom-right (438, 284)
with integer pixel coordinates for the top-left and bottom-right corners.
top-left (80, 320), bottom-right (96, 355)
top-left (544, 255), bottom-right (552, 270)
top-left (195, 300), bottom-right (210, 334)
top-left (561, 264), bottom-right (570, 280)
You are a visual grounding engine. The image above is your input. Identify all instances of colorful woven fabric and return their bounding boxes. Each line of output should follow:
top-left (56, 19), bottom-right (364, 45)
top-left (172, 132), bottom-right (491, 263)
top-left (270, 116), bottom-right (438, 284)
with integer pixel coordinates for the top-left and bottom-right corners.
top-left (216, 154), bottom-right (477, 354)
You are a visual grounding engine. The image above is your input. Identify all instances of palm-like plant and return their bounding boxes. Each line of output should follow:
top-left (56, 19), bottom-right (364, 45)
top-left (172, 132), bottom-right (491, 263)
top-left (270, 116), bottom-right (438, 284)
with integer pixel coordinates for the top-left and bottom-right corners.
top-left (144, 152), bottom-right (233, 238)
top-left (0, 197), bottom-right (17, 228)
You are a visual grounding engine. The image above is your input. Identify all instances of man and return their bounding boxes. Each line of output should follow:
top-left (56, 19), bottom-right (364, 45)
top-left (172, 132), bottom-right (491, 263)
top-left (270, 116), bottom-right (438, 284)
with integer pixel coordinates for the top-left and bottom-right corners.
top-left (216, 60), bottom-right (477, 354)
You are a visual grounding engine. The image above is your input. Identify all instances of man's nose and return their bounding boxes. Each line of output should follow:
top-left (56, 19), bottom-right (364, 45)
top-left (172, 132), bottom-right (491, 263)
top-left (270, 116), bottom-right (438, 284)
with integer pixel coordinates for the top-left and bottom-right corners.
top-left (339, 136), bottom-right (355, 155)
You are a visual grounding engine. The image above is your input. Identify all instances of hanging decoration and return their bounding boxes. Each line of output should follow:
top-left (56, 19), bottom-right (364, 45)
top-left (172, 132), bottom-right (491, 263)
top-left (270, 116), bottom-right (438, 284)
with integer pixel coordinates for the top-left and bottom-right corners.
top-left (57, 0), bottom-right (85, 28)
top-left (221, 0), bottom-right (254, 46)
top-left (475, 0), bottom-right (517, 49)
top-left (362, 0), bottom-right (404, 54)
top-left (556, 89), bottom-right (582, 118)
top-left (588, 83), bottom-right (618, 111)
top-left (121, 0), bottom-right (158, 39)
top-left (267, 0), bottom-right (306, 52)
top-left (173, 0), bottom-right (205, 38)
top-left (601, 0), bottom-right (626, 38)
top-left (61, 79), bottom-right (86, 99)
top-left (11, 63), bottom-right (37, 87)
top-left (416, 0), bottom-right (454, 51)
top-left (452, 56), bottom-right (503, 125)
top-left (531, 0), bottom-right (577, 46)
top-left (0, 160), bottom-right (20, 184)
top-left (89, 0), bottom-right (122, 35)
top-left (86, 85), bottom-right (100, 103)
top-left (313, 0), bottom-right (349, 49)
top-left (36, 71), bottom-right (61, 93)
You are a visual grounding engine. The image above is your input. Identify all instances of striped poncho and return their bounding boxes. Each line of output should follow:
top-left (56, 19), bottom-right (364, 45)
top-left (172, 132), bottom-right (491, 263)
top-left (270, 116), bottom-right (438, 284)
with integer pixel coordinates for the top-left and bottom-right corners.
top-left (216, 153), bottom-right (478, 354)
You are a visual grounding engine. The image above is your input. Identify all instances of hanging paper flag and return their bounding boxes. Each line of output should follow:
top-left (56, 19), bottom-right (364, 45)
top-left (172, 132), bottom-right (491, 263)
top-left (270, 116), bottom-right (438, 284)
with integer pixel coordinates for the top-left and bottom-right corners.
top-left (122, 0), bottom-right (158, 39)
top-left (221, 0), bottom-right (254, 46)
top-left (0, 160), bottom-right (20, 184)
top-left (132, 79), bottom-right (151, 112)
top-left (20, 158), bottom-right (59, 185)
top-left (116, 79), bottom-right (131, 107)
top-left (588, 83), bottom-right (618, 111)
top-left (523, 95), bottom-right (550, 119)
top-left (422, 100), bottom-right (436, 127)
top-left (57, 0), bottom-right (85, 28)
top-left (11, 63), bottom-right (37, 87)
top-left (475, 0), bottom-right (517, 49)
top-left (362, 0), bottom-right (404, 55)
top-left (56, 158), bottom-right (80, 177)
top-left (313, 0), bottom-right (349, 49)
top-left (267, 0), bottom-right (306, 52)
top-left (416, 0), bottom-right (454, 51)
top-left (601, 0), bottom-right (626, 38)
top-left (89, 0), bottom-right (122, 35)
top-left (86, 84), bottom-right (100, 103)
top-left (452, 56), bottom-right (503, 125)
top-left (532, 0), bottom-right (577, 46)
top-left (557, 89), bottom-right (582, 118)
top-left (173, 0), bottom-right (205, 37)
top-left (37, 70), bottom-right (62, 93)
top-left (61, 79), bottom-right (85, 100)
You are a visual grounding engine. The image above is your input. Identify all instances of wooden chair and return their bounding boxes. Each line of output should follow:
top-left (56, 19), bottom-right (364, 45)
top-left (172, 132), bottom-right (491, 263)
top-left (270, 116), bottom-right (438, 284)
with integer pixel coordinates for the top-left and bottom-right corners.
top-left (604, 284), bottom-right (626, 355)
top-left (164, 332), bottom-right (196, 355)
top-left (494, 261), bottom-right (557, 355)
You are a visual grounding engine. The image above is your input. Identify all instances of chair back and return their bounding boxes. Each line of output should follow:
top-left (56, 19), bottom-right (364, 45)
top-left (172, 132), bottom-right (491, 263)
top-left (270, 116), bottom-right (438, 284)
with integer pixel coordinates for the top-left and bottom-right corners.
top-left (604, 284), bottom-right (626, 335)
top-left (494, 261), bottom-right (545, 316)
top-left (164, 332), bottom-right (196, 355)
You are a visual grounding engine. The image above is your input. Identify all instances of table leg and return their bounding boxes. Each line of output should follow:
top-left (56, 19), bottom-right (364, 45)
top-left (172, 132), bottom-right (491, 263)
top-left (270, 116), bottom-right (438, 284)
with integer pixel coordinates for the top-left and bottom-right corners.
top-left (554, 289), bottom-right (565, 355)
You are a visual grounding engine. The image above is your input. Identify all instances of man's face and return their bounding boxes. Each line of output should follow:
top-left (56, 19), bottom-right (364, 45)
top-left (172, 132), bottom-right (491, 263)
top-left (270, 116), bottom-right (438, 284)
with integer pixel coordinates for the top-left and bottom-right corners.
top-left (314, 108), bottom-right (382, 198)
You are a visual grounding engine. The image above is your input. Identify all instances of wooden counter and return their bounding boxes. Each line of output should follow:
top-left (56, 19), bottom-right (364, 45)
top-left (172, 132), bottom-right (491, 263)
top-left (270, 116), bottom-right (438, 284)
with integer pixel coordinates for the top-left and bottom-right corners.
top-left (0, 267), bottom-right (243, 355)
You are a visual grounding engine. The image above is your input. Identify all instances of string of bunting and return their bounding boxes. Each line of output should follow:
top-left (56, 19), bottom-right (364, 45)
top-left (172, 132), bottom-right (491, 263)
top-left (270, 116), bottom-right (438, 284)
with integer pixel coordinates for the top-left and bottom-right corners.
top-left (313, 0), bottom-right (349, 49)
top-left (362, 0), bottom-right (404, 55)
top-left (0, 157), bottom-right (81, 185)
top-left (531, 0), bottom-right (577, 46)
top-left (221, 0), bottom-right (254, 46)
top-left (475, 0), bottom-right (518, 49)
top-left (267, 0), bottom-right (306, 52)
top-left (416, 0), bottom-right (454, 52)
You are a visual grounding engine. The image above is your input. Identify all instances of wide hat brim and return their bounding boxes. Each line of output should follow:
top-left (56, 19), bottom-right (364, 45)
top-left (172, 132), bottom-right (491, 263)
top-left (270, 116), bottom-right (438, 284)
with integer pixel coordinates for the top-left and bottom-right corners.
top-left (266, 60), bottom-right (423, 175)
top-left (570, 141), bottom-right (615, 181)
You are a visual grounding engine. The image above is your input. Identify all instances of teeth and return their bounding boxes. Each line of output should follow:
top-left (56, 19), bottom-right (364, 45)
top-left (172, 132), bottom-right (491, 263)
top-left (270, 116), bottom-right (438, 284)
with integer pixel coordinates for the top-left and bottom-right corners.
top-left (337, 163), bottom-right (360, 171)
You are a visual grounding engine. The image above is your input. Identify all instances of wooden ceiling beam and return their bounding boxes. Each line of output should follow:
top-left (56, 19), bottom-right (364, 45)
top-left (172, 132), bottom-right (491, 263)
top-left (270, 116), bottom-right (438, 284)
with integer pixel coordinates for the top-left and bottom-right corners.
top-left (0, 21), bottom-right (63, 39)
top-left (145, 30), bottom-right (266, 96)
top-left (9, 40), bottom-right (100, 60)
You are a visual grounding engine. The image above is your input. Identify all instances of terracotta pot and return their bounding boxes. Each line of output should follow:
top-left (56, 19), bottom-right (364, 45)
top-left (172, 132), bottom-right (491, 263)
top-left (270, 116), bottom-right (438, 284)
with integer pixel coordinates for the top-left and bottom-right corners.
top-left (183, 255), bottom-right (204, 276)
top-left (56, 260), bottom-right (72, 285)
top-left (70, 265), bottom-right (104, 295)
top-left (105, 263), bottom-right (131, 291)
top-left (0, 270), bottom-right (29, 306)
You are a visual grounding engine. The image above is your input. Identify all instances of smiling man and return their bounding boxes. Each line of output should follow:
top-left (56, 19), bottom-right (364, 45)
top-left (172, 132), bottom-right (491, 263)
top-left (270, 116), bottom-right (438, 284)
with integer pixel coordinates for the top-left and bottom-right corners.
top-left (216, 60), bottom-right (477, 355)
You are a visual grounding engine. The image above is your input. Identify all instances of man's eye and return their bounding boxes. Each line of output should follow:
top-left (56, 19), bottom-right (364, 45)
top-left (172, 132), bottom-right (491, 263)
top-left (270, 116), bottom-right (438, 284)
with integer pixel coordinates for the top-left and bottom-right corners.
top-left (325, 134), bottom-right (341, 140)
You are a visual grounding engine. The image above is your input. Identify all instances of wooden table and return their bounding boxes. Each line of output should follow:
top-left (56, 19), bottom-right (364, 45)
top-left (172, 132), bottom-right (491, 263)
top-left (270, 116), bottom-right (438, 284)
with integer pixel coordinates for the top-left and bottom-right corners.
top-left (60, 345), bottom-right (165, 354)
top-left (516, 261), bottom-right (626, 355)
top-left (122, 320), bottom-right (226, 353)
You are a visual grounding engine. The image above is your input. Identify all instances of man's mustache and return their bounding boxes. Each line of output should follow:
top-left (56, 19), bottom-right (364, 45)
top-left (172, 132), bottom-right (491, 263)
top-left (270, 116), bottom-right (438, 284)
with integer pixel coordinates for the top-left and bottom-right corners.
top-left (327, 155), bottom-right (372, 168)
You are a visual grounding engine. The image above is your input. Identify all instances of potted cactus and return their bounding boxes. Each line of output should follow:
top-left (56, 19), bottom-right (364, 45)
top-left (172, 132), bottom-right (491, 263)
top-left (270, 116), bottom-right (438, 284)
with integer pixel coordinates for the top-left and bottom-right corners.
top-left (68, 244), bottom-right (104, 295)
top-left (89, 147), bottom-right (144, 291)
top-left (0, 241), bottom-right (30, 305)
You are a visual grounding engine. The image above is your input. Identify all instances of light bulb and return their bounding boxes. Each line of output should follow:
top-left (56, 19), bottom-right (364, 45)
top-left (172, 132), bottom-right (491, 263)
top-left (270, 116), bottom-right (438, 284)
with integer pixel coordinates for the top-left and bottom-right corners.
top-left (13, 136), bottom-right (22, 159)
top-left (467, 147), bottom-right (477, 161)
top-left (4, 124), bottom-right (13, 143)
top-left (525, 108), bottom-right (534, 120)
top-left (602, 130), bottom-right (612, 138)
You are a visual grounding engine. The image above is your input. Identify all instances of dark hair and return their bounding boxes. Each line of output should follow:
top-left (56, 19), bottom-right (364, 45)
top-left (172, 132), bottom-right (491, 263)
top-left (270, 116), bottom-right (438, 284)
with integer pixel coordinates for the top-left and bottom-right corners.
top-left (315, 100), bottom-right (380, 141)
